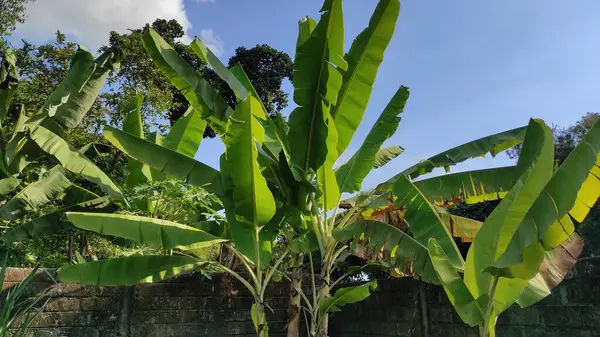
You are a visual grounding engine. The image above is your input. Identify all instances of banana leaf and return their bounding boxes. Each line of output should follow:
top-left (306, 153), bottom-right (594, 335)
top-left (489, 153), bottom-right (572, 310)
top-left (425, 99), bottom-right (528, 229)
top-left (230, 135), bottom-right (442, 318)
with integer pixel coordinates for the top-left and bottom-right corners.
top-left (191, 39), bottom-right (248, 100)
top-left (0, 177), bottom-right (19, 196)
top-left (373, 146), bottom-right (404, 169)
top-left (464, 119), bottom-right (554, 316)
top-left (1, 197), bottom-right (112, 243)
top-left (58, 255), bottom-right (208, 286)
top-left (319, 280), bottom-right (378, 317)
top-left (490, 119), bottom-right (600, 274)
top-left (27, 125), bottom-right (124, 200)
top-left (0, 49), bottom-right (19, 122)
top-left (0, 166), bottom-right (72, 221)
top-left (394, 175), bottom-right (464, 270)
top-left (414, 166), bottom-right (517, 206)
top-left (122, 94), bottom-right (151, 187)
top-left (516, 233), bottom-right (583, 308)
top-left (336, 86), bottom-right (409, 193)
top-left (377, 126), bottom-right (527, 190)
top-left (221, 96), bottom-right (276, 267)
top-left (332, 0), bottom-right (400, 155)
top-left (163, 106), bottom-right (205, 158)
top-left (333, 220), bottom-right (438, 284)
top-left (142, 28), bottom-right (230, 133)
top-left (316, 109), bottom-right (340, 211)
top-left (288, 0), bottom-right (347, 173)
top-left (29, 46), bottom-right (122, 135)
top-left (103, 126), bottom-right (220, 192)
top-left (427, 238), bottom-right (485, 326)
top-left (65, 212), bottom-right (225, 250)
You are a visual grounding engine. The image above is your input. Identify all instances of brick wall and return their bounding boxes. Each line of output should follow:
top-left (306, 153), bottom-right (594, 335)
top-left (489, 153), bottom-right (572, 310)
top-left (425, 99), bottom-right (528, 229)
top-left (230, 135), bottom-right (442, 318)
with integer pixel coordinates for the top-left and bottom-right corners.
top-left (329, 260), bottom-right (600, 337)
top-left (1, 272), bottom-right (290, 337)
top-left (2, 260), bottom-right (599, 337)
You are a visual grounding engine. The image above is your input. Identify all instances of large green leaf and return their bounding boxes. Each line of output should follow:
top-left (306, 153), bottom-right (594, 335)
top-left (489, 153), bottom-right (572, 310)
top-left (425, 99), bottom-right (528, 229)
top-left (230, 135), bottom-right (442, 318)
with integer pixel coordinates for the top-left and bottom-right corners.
top-left (516, 233), bottom-right (583, 308)
top-left (222, 96), bottom-right (276, 267)
top-left (319, 280), bottom-right (378, 317)
top-left (0, 49), bottom-right (19, 122)
top-left (464, 119), bottom-right (554, 315)
top-left (163, 106), bottom-right (206, 158)
top-left (66, 212), bottom-right (225, 250)
top-left (333, 220), bottom-right (438, 284)
top-left (316, 109), bottom-right (340, 211)
top-left (0, 166), bottom-right (72, 221)
top-left (288, 0), bottom-right (347, 172)
top-left (490, 118), bottom-right (600, 270)
top-left (142, 28), bottom-right (230, 133)
top-left (377, 126), bottom-right (527, 190)
top-left (332, 0), bottom-right (400, 155)
top-left (58, 255), bottom-right (207, 286)
top-left (191, 39), bottom-right (248, 100)
top-left (103, 126), bottom-right (220, 192)
top-left (28, 46), bottom-right (121, 134)
top-left (122, 94), bottom-right (151, 188)
top-left (414, 166), bottom-right (517, 205)
top-left (27, 125), bottom-right (124, 200)
top-left (336, 86), bottom-right (409, 193)
top-left (0, 177), bottom-right (19, 196)
top-left (394, 175), bottom-right (464, 270)
top-left (427, 238), bottom-right (485, 326)
top-left (1, 196), bottom-right (111, 244)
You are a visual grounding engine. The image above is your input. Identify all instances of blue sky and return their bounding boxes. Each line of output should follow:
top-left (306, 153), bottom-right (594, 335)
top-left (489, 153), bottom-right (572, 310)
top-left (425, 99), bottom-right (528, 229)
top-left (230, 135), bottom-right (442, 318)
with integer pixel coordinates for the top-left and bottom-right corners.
top-left (12, 0), bottom-right (600, 190)
top-left (184, 0), bottom-right (600, 188)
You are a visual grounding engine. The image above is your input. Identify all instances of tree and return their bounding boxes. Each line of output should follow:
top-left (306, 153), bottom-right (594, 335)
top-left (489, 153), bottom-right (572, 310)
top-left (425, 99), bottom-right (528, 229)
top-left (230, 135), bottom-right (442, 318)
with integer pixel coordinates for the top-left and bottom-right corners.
top-left (101, 19), bottom-right (292, 138)
top-left (507, 112), bottom-right (600, 165)
top-left (215, 44), bottom-right (293, 118)
top-left (0, 0), bottom-right (35, 37)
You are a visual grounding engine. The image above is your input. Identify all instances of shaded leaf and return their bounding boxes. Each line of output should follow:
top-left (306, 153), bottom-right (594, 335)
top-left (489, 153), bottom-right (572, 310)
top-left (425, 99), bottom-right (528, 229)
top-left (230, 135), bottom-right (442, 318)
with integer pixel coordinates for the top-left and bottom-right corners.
top-left (191, 39), bottom-right (248, 100)
top-left (1, 197), bottom-right (112, 244)
top-left (103, 126), bottom-right (220, 192)
top-left (66, 212), bottom-right (225, 250)
top-left (333, 220), bottom-right (438, 284)
top-left (319, 281), bottom-right (378, 317)
top-left (394, 175), bottom-right (464, 270)
top-left (142, 28), bottom-right (230, 133)
top-left (428, 238), bottom-right (485, 326)
top-left (28, 125), bottom-right (124, 200)
top-left (0, 166), bottom-right (71, 221)
top-left (0, 49), bottom-right (19, 122)
top-left (516, 234), bottom-right (584, 308)
top-left (122, 94), bottom-right (151, 188)
top-left (58, 255), bottom-right (207, 286)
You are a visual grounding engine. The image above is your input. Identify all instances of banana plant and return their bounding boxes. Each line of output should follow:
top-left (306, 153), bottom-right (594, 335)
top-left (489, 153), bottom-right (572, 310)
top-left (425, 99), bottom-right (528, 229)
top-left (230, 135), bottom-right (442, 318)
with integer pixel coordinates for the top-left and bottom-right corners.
top-left (425, 118), bottom-right (600, 336)
top-left (46, 2), bottom-right (537, 337)
top-left (0, 47), bottom-right (125, 253)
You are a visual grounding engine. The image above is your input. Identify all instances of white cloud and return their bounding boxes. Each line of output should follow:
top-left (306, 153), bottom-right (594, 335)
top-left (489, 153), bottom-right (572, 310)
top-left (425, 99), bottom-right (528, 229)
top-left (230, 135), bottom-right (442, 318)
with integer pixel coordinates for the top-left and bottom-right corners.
top-left (199, 29), bottom-right (224, 57)
top-left (13, 0), bottom-right (193, 51)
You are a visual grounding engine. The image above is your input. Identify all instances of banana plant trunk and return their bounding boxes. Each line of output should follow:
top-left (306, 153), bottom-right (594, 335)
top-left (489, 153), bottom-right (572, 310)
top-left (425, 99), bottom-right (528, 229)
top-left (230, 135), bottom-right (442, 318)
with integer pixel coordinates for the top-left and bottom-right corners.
top-left (286, 255), bottom-right (304, 337)
top-left (316, 268), bottom-right (331, 337)
top-left (255, 301), bottom-right (269, 337)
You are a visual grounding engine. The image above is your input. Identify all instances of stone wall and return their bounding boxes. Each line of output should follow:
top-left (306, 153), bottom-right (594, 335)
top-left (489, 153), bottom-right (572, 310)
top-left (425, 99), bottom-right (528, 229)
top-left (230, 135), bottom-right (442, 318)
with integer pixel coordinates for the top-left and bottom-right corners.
top-left (2, 260), bottom-right (599, 337)
top-left (1, 271), bottom-right (289, 337)
top-left (329, 260), bottom-right (600, 337)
